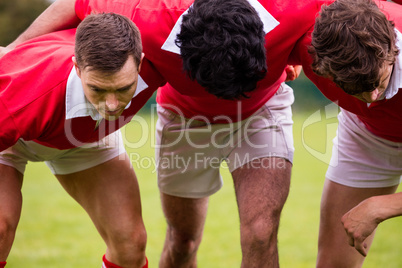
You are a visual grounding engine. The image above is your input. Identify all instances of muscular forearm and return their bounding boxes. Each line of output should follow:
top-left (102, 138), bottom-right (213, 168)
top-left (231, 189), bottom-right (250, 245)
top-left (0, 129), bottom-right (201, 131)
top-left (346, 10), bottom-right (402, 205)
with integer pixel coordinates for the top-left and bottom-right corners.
top-left (7, 0), bottom-right (80, 49)
top-left (370, 192), bottom-right (402, 222)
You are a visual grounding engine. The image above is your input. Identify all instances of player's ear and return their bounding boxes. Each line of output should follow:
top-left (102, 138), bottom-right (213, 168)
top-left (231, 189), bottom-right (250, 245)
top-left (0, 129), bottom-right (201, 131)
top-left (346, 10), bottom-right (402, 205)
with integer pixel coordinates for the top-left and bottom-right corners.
top-left (72, 56), bottom-right (81, 78)
top-left (137, 53), bottom-right (145, 72)
top-left (368, 88), bottom-right (381, 102)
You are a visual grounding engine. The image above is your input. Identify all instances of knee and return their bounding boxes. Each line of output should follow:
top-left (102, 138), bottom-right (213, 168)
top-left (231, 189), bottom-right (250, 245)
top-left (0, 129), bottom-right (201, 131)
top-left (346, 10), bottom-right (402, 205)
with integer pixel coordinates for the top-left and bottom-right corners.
top-left (0, 216), bottom-right (19, 253)
top-left (240, 211), bottom-right (282, 249)
top-left (128, 228), bottom-right (147, 254)
top-left (167, 229), bottom-right (201, 258)
top-left (108, 225), bottom-right (147, 261)
top-left (0, 215), bottom-right (19, 237)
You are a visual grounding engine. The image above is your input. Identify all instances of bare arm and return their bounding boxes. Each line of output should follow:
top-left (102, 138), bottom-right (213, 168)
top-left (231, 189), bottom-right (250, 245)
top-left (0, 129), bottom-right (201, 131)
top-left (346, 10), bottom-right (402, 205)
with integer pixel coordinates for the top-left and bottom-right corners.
top-left (341, 192), bottom-right (402, 257)
top-left (0, 0), bottom-right (80, 57)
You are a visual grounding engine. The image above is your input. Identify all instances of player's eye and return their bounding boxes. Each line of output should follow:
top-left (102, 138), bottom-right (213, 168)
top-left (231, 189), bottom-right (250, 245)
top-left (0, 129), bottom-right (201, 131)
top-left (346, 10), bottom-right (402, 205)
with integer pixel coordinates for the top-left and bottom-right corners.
top-left (91, 87), bottom-right (106, 93)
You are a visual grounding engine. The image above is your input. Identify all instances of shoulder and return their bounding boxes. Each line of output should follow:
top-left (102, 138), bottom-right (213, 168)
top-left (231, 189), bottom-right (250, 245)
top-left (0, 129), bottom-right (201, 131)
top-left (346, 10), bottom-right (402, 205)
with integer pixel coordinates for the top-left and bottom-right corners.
top-left (378, 0), bottom-right (402, 27)
top-left (0, 30), bottom-right (74, 115)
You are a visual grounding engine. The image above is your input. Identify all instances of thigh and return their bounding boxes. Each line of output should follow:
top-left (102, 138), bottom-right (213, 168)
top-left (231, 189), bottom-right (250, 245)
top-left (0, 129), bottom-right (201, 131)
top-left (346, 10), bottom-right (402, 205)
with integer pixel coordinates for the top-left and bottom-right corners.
top-left (55, 154), bottom-right (143, 239)
top-left (0, 142), bottom-right (27, 225)
top-left (0, 164), bottom-right (24, 260)
top-left (0, 164), bottom-right (24, 220)
top-left (318, 179), bottom-right (398, 267)
top-left (232, 157), bottom-right (291, 225)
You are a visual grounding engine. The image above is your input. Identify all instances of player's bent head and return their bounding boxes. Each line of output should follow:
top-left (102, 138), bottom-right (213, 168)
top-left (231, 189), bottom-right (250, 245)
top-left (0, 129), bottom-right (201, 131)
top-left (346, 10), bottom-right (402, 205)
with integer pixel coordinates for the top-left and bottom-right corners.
top-left (75, 13), bottom-right (143, 74)
top-left (309, 0), bottom-right (399, 95)
top-left (176, 0), bottom-right (267, 100)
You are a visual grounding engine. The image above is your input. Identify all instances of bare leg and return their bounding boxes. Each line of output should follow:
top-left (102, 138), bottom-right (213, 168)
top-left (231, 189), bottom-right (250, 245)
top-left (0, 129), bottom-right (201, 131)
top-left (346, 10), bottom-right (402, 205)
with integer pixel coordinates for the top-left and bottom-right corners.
top-left (159, 193), bottom-right (208, 268)
top-left (0, 165), bottom-right (23, 262)
top-left (56, 155), bottom-right (146, 268)
top-left (316, 179), bottom-right (398, 268)
top-left (232, 157), bottom-right (292, 268)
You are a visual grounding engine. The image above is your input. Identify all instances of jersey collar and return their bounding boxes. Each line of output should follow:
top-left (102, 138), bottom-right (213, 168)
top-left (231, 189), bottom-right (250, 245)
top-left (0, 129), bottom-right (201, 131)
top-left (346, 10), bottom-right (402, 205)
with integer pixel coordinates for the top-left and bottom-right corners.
top-left (161, 0), bottom-right (279, 54)
top-left (384, 29), bottom-right (402, 100)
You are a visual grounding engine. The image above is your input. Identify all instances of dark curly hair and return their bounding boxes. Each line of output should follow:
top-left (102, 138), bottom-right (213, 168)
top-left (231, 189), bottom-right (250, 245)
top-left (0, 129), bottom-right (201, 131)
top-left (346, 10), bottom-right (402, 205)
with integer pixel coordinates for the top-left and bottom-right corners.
top-left (309, 0), bottom-right (399, 95)
top-left (175, 0), bottom-right (267, 99)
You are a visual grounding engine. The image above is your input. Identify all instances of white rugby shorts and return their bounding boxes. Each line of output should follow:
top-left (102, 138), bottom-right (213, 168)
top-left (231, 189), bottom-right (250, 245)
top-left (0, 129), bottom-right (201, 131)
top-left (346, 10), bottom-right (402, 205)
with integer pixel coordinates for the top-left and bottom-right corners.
top-left (155, 83), bottom-right (295, 198)
top-left (0, 130), bottom-right (126, 175)
top-left (326, 109), bottom-right (402, 188)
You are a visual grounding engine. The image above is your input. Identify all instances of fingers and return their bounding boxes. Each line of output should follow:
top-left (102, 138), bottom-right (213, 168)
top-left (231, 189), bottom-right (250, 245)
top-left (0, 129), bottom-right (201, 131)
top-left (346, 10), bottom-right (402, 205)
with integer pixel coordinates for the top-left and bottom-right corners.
top-left (354, 240), bottom-right (368, 257)
top-left (344, 229), bottom-right (368, 257)
top-left (293, 65), bottom-right (302, 77)
top-left (346, 230), bottom-right (355, 247)
top-left (285, 65), bottom-right (302, 82)
top-left (284, 65), bottom-right (295, 82)
top-left (341, 212), bottom-right (369, 257)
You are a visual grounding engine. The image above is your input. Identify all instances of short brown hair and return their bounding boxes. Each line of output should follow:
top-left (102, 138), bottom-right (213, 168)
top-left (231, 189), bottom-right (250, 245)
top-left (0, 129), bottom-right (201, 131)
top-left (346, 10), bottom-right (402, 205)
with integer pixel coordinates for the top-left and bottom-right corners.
top-left (75, 13), bottom-right (142, 73)
top-left (309, 0), bottom-right (399, 95)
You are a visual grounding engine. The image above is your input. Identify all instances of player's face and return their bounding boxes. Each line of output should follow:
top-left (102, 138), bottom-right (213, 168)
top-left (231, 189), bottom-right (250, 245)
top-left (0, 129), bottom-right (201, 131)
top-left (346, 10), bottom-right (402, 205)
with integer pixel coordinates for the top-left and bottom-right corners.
top-left (75, 55), bottom-right (143, 121)
top-left (352, 63), bottom-right (394, 103)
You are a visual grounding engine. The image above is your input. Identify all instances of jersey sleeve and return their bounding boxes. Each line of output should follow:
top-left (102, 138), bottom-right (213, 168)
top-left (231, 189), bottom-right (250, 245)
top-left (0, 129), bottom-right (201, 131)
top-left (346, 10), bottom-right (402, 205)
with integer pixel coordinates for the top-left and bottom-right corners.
top-left (140, 58), bottom-right (167, 89)
top-left (381, 0), bottom-right (402, 4)
top-left (0, 30), bottom-right (76, 151)
top-left (75, 0), bottom-right (92, 20)
top-left (0, 99), bottom-right (21, 151)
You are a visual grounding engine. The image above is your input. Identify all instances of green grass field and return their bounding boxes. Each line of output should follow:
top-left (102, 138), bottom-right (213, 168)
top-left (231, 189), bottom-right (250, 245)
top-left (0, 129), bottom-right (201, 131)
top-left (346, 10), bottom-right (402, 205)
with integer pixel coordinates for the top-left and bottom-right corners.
top-left (7, 111), bottom-right (402, 267)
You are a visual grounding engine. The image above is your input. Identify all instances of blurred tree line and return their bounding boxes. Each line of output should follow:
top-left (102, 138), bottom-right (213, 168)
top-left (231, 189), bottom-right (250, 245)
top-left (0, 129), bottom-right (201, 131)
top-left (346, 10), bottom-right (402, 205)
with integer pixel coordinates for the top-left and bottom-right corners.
top-left (0, 0), bottom-right (50, 46)
top-left (287, 72), bottom-right (331, 113)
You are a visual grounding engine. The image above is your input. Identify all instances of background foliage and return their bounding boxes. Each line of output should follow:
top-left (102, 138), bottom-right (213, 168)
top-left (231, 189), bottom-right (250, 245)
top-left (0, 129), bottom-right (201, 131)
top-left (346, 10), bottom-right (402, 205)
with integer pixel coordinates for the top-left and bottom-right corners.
top-left (0, 0), bottom-right (50, 46)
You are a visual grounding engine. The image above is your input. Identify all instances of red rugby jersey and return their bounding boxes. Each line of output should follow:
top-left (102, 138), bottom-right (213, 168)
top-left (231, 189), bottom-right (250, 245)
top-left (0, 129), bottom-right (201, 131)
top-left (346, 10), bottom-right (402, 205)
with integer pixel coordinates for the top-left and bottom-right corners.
top-left (74, 0), bottom-right (402, 141)
top-left (75, 0), bottom-right (334, 122)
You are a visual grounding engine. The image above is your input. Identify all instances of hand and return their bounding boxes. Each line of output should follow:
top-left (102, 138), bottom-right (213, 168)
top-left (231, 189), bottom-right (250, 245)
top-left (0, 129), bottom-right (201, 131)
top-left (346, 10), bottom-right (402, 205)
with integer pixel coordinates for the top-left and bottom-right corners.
top-left (341, 198), bottom-right (380, 257)
top-left (285, 65), bottom-right (302, 82)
